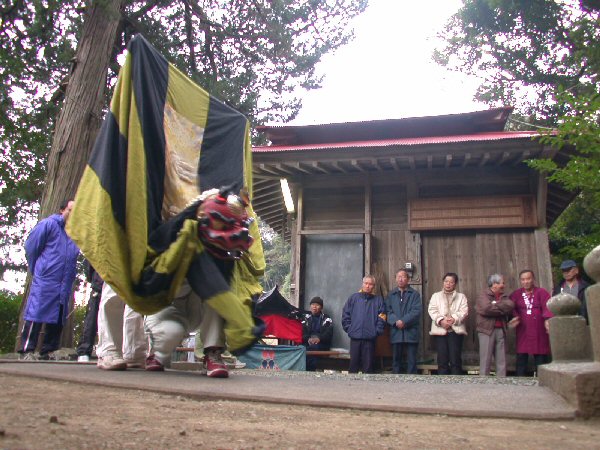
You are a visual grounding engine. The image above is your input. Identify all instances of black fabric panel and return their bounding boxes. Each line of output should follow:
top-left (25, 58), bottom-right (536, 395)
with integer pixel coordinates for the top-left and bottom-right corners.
top-left (88, 113), bottom-right (128, 229)
top-left (146, 202), bottom-right (199, 254)
top-left (187, 251), bottom-right (234, 299)
top-left (129, 35), bottom-right (169, 234)
top-left (198, 96), bottom-right (246, 192)
top-left (133, 267), bottom-right (174, 297)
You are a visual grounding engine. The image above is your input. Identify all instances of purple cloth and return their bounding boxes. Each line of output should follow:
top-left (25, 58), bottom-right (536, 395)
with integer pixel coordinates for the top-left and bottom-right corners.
top-left (509, 287), bottom-right (552, 355)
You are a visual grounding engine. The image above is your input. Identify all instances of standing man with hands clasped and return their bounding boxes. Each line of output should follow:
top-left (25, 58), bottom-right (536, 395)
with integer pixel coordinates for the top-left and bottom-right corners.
top-left (342, 275), bottom-right (386, 374)
top-left (385, 269), bottom-right (422, 374)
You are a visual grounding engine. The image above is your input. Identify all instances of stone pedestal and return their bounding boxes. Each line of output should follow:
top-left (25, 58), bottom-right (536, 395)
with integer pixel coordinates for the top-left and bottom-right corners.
top-left (538, 362), bottom-right (600, 418)
top-left (548, 316), bottom-right (591, 361)
top-left (585, 284), bottom-right (600, 362)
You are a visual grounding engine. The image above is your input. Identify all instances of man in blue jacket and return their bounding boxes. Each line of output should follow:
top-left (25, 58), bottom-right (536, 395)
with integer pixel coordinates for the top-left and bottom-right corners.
top-left (342, 275), bottom-right (385, 373)
top-left (19, 200), bottom-right (80, 360)
top-left (385, 268), bottom-right (422, 374)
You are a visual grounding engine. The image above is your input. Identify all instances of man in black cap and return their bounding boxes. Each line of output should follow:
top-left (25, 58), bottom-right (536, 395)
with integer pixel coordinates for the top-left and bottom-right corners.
top-left (552, 259), bottom-right (590, 323)
top-left (301, 296), bottom-right (333, 371)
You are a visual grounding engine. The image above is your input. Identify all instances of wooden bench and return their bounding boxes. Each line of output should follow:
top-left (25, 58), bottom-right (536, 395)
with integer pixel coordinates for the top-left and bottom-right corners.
top-left (417, 364), bottom-right (480, 375)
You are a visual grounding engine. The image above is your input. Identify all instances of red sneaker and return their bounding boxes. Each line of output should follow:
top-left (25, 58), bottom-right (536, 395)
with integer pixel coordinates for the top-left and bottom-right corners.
top-left (204, 349), bottom-right (229, 378)
top-left (145, 354), bottom-right (165, 372)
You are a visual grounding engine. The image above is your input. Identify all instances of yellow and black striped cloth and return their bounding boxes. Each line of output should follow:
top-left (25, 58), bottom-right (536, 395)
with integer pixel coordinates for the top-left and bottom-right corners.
top-left (67, 35), bottom-right (264, 351)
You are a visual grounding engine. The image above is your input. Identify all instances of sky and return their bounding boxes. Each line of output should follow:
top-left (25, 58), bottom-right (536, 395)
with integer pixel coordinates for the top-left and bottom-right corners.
top-left (289, 0), bottom-right (485, 126)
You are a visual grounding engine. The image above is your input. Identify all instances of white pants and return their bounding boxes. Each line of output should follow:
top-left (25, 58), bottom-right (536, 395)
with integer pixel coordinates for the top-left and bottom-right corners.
top-left (97, 283), bottom-right (147, 361)
top-left (145, 282), bottom-right (225, 367)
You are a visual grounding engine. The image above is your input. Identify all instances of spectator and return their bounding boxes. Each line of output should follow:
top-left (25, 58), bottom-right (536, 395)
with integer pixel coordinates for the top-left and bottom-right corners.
top-left (428, 272), bottom-right (468, 375)
top-left (342, 275), bottom-right (385, 374)
top-left (552, 259), bottom-right (590, 323)
top-left (476, 273), bottom-right (514, 377)
top-left (302, 296), bottom-right (333, 371)
top-left (76, 260), bottom-right (103, 362)
top-left (386, 268), bottom-right (422, 374)
top-left (19, 200), bottom-right (79, 360)
top-left (509, 270), bottom-right (552, 376)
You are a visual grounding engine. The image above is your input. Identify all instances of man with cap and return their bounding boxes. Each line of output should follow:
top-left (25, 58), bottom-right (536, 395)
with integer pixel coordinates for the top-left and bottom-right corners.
top-left (301, 296), bottom-right (333, 371)
top-left (552, 259), bottom-right (590, 323)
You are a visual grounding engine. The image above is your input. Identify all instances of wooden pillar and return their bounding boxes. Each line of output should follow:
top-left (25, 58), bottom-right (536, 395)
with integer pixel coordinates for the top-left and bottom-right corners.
top-left (364, 178), bottom-right (372, 276)
top-left (291, 185), bottom-right (303, 307)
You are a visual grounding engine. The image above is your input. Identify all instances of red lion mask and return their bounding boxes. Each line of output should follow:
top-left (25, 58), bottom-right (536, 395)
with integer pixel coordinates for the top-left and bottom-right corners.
top-left (196, 188), bottom-right (254, 259)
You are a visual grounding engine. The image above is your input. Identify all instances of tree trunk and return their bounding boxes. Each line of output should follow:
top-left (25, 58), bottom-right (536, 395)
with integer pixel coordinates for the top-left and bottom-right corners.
top-left (16, 0), bottom-right (124, 352)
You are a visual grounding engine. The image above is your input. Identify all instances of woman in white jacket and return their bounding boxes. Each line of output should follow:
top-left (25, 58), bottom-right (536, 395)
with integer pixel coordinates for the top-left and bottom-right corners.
top-left (428, 273), bottom-right (469, 375)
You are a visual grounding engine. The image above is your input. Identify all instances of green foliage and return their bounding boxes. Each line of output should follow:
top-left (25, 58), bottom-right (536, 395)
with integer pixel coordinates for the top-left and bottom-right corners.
top-left (547, 193), bottom-right (600, 277)
top-left (260, 219), bottom-right (291, 298)
top-left (71, 301), bottom-right (88, 351)
top-left (436, 0), bottom-right (600, 261)
top-left (531, 91), bottom-right (600, 196)
top-left (0, 290), bottom-right (22, 354)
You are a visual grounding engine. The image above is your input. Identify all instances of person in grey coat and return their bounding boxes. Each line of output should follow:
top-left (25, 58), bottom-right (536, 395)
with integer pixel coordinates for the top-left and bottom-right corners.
top-left (385, 268), bottom-right (422, 374)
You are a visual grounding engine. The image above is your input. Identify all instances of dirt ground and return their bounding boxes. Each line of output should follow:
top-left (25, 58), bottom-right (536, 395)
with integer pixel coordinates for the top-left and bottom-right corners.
top-left (1, 373), bottom-right (598, 449)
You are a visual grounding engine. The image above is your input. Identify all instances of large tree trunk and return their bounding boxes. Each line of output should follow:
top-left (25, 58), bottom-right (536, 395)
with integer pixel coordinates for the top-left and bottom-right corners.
top-left (16, 0), bottom-right (124, 352)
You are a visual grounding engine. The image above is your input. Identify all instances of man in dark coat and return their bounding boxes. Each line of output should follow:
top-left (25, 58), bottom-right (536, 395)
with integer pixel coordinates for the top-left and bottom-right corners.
top-left (19, 200), bottom-right (80, 360)
top-left (302, 296), bottom-right (333, 371)
top-left (342, 275), bottom-right (385, 374)
top-left (385, 268), bottom-right (422, 374)
top-left (552, 259), bottom-right (590, 323)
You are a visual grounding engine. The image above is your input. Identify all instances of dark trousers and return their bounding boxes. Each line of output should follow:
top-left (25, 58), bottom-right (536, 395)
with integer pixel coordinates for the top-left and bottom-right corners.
top-left (392, 342), bottom-right (418, 374)
top-left (305, 343), bottom-right (328, 371)
top-left (349, 338), bottom-right (376, 373)
top-left (435, 333), bottom-right (464, 375)
top-left (76, 289), bottom-right (101, 356)
top-left (19, 319), bottom-right (63, 356)
top-left (516, 353), bottom-right (549, 376)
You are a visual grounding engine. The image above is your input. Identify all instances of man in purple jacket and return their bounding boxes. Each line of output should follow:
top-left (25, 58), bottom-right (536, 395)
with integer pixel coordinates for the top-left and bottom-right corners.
top-left (18, 200), bottom-right (80, 360)
top-left (342, 275), bottom-right (385, 374)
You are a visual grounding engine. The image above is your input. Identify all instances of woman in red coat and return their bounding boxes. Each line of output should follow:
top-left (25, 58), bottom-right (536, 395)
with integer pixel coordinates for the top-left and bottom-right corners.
top-left (508, 270), bottom-right (553, 376)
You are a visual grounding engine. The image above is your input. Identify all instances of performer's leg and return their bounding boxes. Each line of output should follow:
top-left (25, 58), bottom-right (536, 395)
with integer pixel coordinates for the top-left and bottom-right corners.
top-left (97, 283), bottom-right (125, 359)
top-left (145, 283), bottom-right (202, 367)
top-left (123, 305), bottom-right (147, 364)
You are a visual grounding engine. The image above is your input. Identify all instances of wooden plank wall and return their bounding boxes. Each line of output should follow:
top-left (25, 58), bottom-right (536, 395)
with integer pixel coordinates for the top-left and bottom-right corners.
top-left (303, 186), bottom-right (364, 230)
top-left (410, 195), bottom-right (538, 230)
